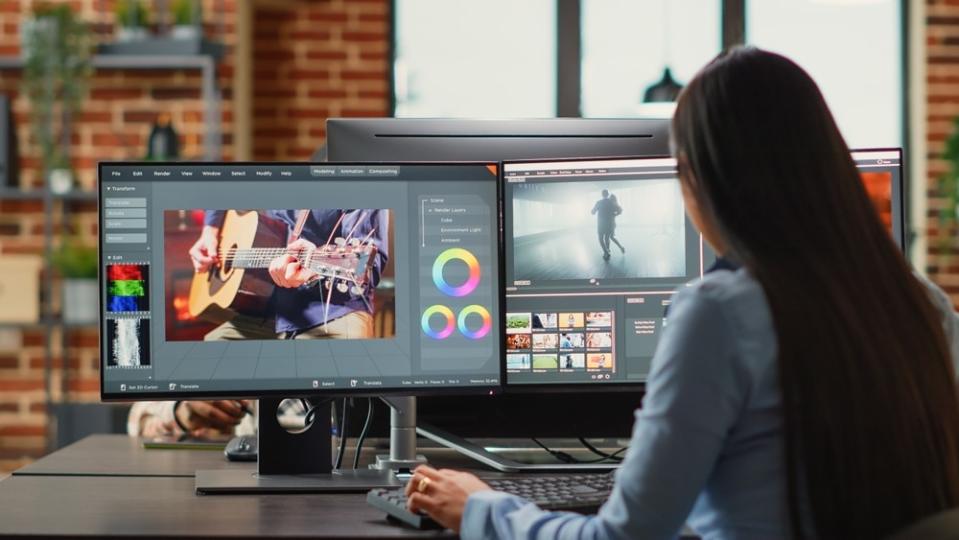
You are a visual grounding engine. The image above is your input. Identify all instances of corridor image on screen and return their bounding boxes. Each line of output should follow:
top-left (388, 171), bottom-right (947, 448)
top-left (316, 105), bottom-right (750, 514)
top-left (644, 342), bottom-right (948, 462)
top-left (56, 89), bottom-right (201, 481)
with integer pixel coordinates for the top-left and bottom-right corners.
top-left (511, 178), bottom-right (685, 282)
top-left (163, 208), bottom-right (395, 342)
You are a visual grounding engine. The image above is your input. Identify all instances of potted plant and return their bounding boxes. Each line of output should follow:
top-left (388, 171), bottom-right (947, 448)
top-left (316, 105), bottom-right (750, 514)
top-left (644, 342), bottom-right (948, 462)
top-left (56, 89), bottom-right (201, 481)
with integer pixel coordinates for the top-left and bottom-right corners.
top-left (115, 0), bottom-right (150, 42)
top-left (171, 0), bottom-right (202, 41)
top-left (938, 117), bottom-right (959, 253)
top-left (52, 240), bottom-right (98, 324)
top-left (20, 4), bottom-right (91, 194)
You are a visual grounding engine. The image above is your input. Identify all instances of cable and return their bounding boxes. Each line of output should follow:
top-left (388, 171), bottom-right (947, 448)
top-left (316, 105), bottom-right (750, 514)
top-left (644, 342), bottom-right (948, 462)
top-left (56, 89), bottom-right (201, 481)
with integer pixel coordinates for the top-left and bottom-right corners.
top-left (300, 397), bottom-right (333, 429)
top-left (578, 437), bottom-right (626, 462)
top-left (352, 397), bottom-right (375, 470)
top-left (334, 398), bottom-right (349, 469)
top-left (532, 438), bottom-right (627, 465)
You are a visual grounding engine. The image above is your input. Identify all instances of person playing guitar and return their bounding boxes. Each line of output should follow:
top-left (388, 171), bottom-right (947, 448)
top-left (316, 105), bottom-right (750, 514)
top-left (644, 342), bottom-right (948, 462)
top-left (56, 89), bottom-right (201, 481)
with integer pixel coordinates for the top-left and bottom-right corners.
top-left (189, 209), bottom-right (389, 340)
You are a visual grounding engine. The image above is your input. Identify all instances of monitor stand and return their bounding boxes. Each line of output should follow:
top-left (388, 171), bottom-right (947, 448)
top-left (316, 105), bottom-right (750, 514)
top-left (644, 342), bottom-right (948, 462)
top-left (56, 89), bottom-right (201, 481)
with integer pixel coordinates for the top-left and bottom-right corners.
top-left (195, 397), bottom-right (418, 494)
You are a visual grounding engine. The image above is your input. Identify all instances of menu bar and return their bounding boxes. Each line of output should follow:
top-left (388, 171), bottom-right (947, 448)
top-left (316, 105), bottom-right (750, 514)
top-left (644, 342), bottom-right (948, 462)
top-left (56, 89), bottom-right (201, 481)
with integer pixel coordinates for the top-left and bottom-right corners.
top-left (102, 164), bottom-right (403, 180)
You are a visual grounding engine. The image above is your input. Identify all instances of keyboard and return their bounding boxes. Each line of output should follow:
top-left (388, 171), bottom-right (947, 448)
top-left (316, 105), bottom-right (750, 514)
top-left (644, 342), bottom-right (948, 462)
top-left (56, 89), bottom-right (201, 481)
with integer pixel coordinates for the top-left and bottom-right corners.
top-left (368, 473), bottom-right (615, 530)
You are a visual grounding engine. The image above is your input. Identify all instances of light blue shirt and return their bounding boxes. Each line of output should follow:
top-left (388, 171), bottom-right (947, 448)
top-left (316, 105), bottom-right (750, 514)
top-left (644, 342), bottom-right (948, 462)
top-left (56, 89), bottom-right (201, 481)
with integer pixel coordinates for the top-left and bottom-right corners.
top-left (462, 269), bottom-right (959, 540)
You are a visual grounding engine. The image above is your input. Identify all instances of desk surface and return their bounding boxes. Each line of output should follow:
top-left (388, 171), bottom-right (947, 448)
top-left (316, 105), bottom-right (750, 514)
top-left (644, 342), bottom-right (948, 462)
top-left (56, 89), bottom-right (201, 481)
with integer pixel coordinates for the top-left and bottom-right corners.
top-left (13, 434), bottom-right (483, 478)
top-left (13, 434), bottom-right (250, 477)
top-left (1, 435), bottom-right (700, 539)
top-left (0, 474), bottom-right (451, 539)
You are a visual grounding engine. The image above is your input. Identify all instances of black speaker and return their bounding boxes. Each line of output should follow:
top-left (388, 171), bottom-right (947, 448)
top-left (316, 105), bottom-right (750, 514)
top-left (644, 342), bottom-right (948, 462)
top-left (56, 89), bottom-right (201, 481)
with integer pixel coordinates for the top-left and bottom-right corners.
top-left (0, 94), bottom-right (19, 189)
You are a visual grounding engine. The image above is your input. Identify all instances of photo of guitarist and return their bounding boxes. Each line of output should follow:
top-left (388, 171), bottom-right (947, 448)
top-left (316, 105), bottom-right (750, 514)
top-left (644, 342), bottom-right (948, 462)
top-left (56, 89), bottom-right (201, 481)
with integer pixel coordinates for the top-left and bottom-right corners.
top-left (189, 209), bottom-right (389, 340)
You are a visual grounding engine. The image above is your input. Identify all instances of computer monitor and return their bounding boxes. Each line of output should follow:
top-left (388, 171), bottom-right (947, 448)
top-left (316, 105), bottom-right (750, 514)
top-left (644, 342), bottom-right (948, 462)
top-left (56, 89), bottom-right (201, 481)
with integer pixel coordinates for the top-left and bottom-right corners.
top-left (501, 157), bottom-right (706, 388)
top-left (499, 150), bottom-right (906, 391)
top-left (852, 148), bottom-right (906, 250)
top-left (326, 118), bottom-right (672, 162)
top-left (98, 161), bottom-right (503, 489)
top-left (326, 118), bottom-right (673, 441)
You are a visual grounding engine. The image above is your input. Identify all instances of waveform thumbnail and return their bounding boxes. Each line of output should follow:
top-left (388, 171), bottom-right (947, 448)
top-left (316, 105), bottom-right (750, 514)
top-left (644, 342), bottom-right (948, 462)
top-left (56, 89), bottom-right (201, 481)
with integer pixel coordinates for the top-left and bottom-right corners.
top-left (106, 318), bottom-right (150, 367)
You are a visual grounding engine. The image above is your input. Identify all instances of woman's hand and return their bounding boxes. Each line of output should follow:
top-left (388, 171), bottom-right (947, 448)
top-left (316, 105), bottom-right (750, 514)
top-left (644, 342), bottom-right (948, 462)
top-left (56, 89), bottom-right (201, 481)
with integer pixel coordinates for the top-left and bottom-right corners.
top-left (405, 465), bottom-right (492, 532)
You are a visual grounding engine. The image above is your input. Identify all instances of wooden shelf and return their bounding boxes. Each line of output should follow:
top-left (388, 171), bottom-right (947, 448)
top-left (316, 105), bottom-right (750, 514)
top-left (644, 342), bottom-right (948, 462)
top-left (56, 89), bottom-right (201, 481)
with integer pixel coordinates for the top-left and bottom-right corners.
top-left (0, 51), bottom-right (223, 161)
top-left (0, 189), bottom-right (96, 201)
top-left (0, 53), bottom-right (216, 71)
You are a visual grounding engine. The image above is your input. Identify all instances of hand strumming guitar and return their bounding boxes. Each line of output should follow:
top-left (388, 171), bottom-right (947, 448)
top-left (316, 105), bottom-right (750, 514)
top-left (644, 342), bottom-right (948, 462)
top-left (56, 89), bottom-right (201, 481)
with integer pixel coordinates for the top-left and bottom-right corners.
top-left (268, 238), bottom-right (318, 288)
top-left (189, 225), bottom-right (220, 272)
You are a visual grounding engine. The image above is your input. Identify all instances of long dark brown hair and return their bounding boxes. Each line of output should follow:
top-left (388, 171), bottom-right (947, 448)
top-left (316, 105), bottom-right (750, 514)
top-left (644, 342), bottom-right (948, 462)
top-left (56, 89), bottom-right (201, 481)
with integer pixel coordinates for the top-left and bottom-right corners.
top-left (673, 47), bottom-right (959, 539)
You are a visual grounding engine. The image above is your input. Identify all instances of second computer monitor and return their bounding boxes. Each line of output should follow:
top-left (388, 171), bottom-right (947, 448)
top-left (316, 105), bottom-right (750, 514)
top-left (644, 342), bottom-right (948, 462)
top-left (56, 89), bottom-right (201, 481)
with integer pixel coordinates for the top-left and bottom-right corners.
top-left (502, 157), bottom-right (706, 388)
top-left (502, 150), bottom-right (906, 388)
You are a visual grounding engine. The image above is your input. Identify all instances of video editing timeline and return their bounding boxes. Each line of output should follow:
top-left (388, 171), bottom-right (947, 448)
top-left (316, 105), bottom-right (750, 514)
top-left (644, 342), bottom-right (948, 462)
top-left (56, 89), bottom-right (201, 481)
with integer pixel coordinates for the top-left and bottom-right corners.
top-left (99, 163), bottom-right (501, 399)
top-left (502, 158), bottom-right (708, 386)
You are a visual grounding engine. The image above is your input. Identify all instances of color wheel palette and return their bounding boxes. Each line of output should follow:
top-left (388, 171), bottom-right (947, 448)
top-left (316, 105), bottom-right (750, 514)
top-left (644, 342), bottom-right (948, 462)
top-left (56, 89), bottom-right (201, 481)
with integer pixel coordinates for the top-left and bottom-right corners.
top-left (457, 305), bottom-right (492, 339)
top-left (422, 247), bottom-right (492, 340)
top-left (106, 264), bottom-right (150, 312)
top-left (431, 248), bottom-right (480, 297)
top-left (421, 305), bottom-right (456, 340)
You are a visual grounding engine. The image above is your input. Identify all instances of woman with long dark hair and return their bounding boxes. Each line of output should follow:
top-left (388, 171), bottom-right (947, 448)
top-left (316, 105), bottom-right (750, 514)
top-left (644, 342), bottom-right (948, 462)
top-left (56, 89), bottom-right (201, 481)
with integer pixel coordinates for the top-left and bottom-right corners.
top-left (402, 47), bottom-right (959, 539)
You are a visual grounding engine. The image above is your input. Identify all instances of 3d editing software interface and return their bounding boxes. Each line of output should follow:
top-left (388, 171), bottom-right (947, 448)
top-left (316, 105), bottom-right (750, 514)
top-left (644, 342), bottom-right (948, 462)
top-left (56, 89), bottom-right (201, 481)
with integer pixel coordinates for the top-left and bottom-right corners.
top-left (502, 158), bottom-right (709, 386)
top-left (99, 163), bottom-right (501, 397)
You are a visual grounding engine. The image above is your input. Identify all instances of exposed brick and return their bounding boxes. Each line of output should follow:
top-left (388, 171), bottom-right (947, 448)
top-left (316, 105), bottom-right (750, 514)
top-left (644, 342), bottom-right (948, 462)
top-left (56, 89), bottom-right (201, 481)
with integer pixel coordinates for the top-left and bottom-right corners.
top-left (122, 110), bottom-right (160, 123)
top-left (343, 31), bottom-right (388, 42)
top-left (0, 379), bottom-right (42, 392)
top-left (89, 88), bottom-right (143, 100)
top-left (0, 355), bottom-right (19, 369)
top-left (67, 378), bottom-right (100, 393)
top-left (151, 88), bottom-right (202, 100)
top-left (342, 70), bottom-right (385, 81)
top-left (0, 425), bottom-right (46, 437)
top-left (306, 51), bottom-right (349, 61)
top-left (308, 12), bottom-right (349, 23)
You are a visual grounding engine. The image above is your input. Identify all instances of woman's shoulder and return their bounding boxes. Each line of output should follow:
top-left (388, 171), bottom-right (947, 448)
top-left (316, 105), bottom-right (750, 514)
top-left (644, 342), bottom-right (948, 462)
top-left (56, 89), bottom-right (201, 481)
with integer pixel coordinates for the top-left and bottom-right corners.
top-left (673, 268), bottom-right (773, 338)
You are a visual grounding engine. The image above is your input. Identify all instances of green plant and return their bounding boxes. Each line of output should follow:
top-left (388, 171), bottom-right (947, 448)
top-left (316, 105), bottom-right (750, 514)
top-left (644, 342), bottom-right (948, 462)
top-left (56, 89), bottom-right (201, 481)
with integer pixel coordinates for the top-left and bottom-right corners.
top-left (115, 0), bottom-right (149, 28)
top-left (51, 241), bottom-right (98, 279)
top-left (21, 3), bottom-right (92, 181)
top-left (172, 0), bottom-right (201, 26)
top-left (939, 117), bottom-right (959, 250)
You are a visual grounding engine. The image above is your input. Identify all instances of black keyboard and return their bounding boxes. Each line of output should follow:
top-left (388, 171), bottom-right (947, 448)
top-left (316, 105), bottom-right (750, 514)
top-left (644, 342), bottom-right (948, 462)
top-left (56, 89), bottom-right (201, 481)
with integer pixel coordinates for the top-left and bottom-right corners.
top-left (368, 473), bottom-right (615, 530)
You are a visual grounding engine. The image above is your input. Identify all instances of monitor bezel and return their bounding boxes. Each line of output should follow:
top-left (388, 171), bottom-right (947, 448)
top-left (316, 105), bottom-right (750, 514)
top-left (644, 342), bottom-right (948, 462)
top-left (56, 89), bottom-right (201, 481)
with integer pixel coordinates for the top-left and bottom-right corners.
top-left (98, 160), bottom-right (507, 402)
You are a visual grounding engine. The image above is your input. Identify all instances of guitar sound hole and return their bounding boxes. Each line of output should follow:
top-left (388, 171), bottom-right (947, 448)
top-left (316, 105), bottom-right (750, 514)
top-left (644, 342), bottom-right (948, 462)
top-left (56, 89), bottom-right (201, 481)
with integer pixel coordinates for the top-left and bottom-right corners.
top-left (220, 245), bottom-right (236, 279)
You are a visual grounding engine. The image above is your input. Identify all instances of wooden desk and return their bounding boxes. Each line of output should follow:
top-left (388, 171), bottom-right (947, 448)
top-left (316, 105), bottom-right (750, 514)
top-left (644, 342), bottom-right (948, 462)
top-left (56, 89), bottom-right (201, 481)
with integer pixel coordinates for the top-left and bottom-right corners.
top-left (12, 434), bottom-right (481, 478)
top-left (0, 475), bottom-right (451, 539)
top-left (13, 434), bottom-right (249, 477)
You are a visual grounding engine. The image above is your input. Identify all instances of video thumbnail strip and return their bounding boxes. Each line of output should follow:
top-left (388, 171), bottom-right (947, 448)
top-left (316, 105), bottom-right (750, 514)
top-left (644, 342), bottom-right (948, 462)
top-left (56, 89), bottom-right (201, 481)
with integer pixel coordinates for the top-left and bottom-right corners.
top-left (506, 311), bottom-right (615, 373)
top-left (106, 263), bottom-right (150, 313)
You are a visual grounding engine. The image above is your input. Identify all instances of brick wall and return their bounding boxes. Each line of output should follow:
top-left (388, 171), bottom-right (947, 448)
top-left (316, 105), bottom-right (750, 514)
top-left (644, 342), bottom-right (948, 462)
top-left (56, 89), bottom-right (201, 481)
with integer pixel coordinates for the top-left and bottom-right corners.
top-left (251, 0), bottom-right (390, 160)
top-left (0, 0), bottom-right (390, 473)
top-left (0, 0), bottom-right (240, 473)
top-left (926, 1), bottom-right (959, 300)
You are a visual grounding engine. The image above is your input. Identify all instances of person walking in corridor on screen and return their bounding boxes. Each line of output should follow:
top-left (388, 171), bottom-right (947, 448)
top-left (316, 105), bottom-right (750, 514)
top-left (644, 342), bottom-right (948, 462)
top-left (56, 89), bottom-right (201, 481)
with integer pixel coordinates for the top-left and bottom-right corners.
top-left (607, 193), bottom-right (626, 255)
top-left (591, 190), bottom-right (622, 260)
top-left (400, 47), bottom-right (959, 540)
top-left (189, 209), bottom-right (389, 340)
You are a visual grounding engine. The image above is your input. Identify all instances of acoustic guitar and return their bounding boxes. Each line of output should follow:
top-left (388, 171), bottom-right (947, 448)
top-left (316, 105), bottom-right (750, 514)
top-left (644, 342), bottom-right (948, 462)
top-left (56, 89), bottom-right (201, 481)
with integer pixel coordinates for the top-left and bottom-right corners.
top-left (188, 210), bottom-right (378, 323)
